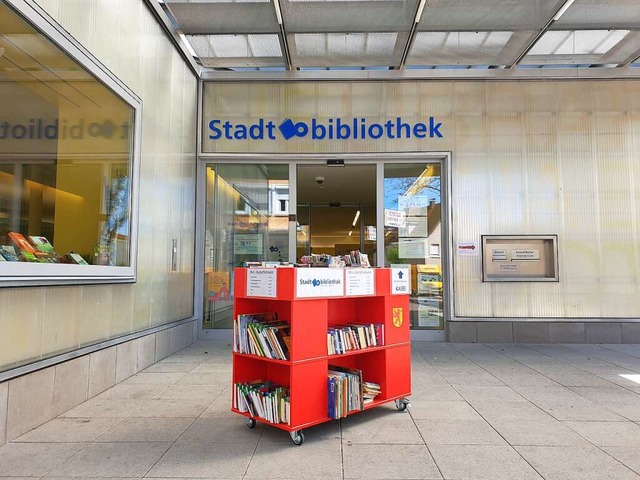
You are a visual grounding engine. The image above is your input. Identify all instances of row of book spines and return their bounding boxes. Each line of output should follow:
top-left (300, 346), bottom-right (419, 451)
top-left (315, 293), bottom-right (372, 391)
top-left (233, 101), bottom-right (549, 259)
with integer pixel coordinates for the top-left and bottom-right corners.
top-left (327, 323), bottom-right (384, 355)
top-left (233, 317), bottom-right (290, 361)
top-left (233, 382), bottom-right (290, 425)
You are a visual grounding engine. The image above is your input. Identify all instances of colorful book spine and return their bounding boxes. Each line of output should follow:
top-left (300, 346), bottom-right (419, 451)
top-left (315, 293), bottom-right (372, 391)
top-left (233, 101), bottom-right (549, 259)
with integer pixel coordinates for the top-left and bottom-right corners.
top-left (234, 381), bottom-right (290, 425)
top-left (327, 323), bottom-right (384, 355)
top-left (233, 313), bottom-right (290, 360)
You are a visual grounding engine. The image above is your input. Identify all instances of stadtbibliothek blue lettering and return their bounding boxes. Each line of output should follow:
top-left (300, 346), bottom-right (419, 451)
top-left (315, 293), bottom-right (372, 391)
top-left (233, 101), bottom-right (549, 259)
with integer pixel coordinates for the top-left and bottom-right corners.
top-left (208, 117), bottom-right (443, 141)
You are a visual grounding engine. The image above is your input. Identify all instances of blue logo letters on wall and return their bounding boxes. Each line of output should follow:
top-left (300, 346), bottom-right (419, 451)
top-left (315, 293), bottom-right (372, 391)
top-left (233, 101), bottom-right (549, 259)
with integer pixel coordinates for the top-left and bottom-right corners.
top-left (209, 117), bottom-right (443, 141)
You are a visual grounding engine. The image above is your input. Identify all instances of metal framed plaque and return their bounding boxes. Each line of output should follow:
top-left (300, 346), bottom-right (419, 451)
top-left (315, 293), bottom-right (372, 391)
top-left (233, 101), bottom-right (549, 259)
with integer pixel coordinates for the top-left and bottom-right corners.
top-left (481, 235), bottom-right (559, 282)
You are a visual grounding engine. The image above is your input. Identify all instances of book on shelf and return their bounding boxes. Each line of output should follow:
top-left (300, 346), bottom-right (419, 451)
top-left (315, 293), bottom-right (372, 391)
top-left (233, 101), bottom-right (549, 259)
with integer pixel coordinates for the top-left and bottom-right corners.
top-left (363, 381), bottom-right (381, 405)
top-left (327, 323), bottom-right (384, 355)
top-left (0, 246), bottom-right (19, 262)
top-left (68, 252), bottom-right (89, 265)
top-left (8, 232), bottom-right (36, 254)
top-left (327, 364), bottom-right (364, 418)
top-left (234, 380), bottom-right (290, 425)
top-left (233, 313), bottom-right (290, 360)
top-left (28, 236), bottom-right (55, 254)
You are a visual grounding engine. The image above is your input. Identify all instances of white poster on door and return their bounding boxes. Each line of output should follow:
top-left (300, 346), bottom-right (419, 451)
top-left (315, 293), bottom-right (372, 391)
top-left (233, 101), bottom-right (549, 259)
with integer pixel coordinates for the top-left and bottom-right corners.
top-left (296, 268), bottom-right (344, 298)
top-left (384, 209), bottom-right (406, 228)
top-left (391, 267), bottom-right (410, 295)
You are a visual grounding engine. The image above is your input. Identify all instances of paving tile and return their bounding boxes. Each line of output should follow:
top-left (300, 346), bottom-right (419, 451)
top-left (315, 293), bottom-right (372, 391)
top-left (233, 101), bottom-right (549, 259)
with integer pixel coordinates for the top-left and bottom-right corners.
top-left (564, 421), bottom-right (640, 447)
top-left (147, 440), bottom-right (255, 478)
top-left (415, 419), bottom-right (507, 445)
top-left (489, 419), bottom-right (590, 446)
top-left (159, 354), bottom-right (213, 364)
top-left (472, 401), bottom-right (554, 423)
top-left (14, 418), bottom-right (123, 443)
top-left (144, 362), bottom-right (201, 373)
top-left (407, 385), bottom-right (463, 402)
top-left (516, 445), bottom-right (640, 480)
top-left (429, 444), bottom-right (542, 480)
top-left (454, 386), bottom-right (527, 404)
top-left (244, 440), bottom-right (342, 479)
top-left (408, 401), bottom-right (483, 420)
top-left (603, 447), bottom-right (640, 475)
top-left (260, 419), bottom-right (340, 443)
top-left (200, 398), bottom-right (236, 419)
top-left (132, 400), bottom-right (210, 418)
top-left (178, 418), bottom-right (263, 444)
top-left (438, 372), bottom-right (504, 386)
top-left (96, 384), bottom-right (168, 400)
top-left (122, 373), bottom-right (186, 385)
top-left (492, 373), bottom-right (561, 387)
top-left (341, 406), bottom-right (424, 444)
top-left (60, 398), bottom-right (143, 418)
top-left (545, 374), bottom-right (618, 387)
top-left (603, 403), bottom-right (640, 421)
top-left (153, 385), bottom-right (226, 401)
top-left (192, 363), bottom-right (233, 373)
top-left (96, 417), bottom-right (195, 442)
top-left (175, 373), bottom-right (230, 386)
top-left (342, 444), bottom-right (441, 479)
top-left (0, 443), bottom-right (86, 477)
top-left (570, 386), bottom-right (640, 405)
top-left (537, 400), bottom-right (627, 422)
top-left (48, 442), bottom-right (171, 478)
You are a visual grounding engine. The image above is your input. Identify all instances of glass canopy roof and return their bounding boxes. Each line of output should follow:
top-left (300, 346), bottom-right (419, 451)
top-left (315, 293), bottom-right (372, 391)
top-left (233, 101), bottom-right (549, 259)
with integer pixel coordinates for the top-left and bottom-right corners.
top-left (159, 0), bottom-right (640, 72)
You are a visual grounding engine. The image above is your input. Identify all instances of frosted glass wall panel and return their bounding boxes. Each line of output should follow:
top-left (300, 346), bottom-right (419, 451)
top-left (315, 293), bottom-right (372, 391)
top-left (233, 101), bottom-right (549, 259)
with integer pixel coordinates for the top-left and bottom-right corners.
top-left (0, 0), bottom-right (197, 372)
top-left (203, 80), bottom-right (640, 319)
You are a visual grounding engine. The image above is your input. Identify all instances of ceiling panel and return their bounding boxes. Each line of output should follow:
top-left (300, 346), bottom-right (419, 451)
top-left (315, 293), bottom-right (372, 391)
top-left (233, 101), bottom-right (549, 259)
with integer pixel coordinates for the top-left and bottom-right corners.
top-left (279, 0), bottom-right (418, 33)
top-left (552, 0), bottom-right (640, 30)
top-left (163, 1), bottom-right (279, 34)
top-left (187, 34), bottom-right (285, 67)
top-left (417, 0), bottom-right (567, 31)
top-left (407, 30), bottom-right (535, 66)
top-left (522, 29), bottom-right (639, 65)
top-left (289, 32), bottom-right (404, 67)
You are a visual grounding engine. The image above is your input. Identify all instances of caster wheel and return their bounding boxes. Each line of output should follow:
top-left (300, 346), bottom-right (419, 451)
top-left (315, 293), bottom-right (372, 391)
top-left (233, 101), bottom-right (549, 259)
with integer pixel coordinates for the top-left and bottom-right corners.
top-left (290, 430), bottom-right (305, 445)
top-left (395, 399), bottom-right (410, 412)
top-left (246, 418), bottom-right (256, 429)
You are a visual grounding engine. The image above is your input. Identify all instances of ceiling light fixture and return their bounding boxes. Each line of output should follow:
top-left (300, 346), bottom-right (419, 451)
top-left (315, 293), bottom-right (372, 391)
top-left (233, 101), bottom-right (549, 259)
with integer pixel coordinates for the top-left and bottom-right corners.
top-left (348, 230), bottom-right (352, 237)
top-left (273, 0), bottom-right (283, 25)
top-left (553, 0), bottom-right (577, 21)
top-left (178, 33), bottom-right (198, 58)
top-left (352, 210), bottom-right (360, 227)
top-left (415, 0), bottom-right (427, 24)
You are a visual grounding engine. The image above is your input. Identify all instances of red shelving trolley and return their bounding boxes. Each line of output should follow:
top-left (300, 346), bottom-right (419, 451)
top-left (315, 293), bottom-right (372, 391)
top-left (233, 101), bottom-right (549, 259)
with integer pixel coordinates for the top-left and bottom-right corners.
top-left (231, 267), bottom-right (411, 445)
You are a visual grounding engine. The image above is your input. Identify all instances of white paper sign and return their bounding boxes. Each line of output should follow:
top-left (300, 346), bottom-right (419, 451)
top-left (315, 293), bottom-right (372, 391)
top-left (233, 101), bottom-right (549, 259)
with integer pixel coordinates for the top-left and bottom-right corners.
top-left (512, 249), bottom-right (540, 261)
top-left (398, 195), bottom-right (430, 216)
top-left (345, 269), bottom-right (375, 296)
top-left (384, 209), bottom-right (406, 228)
top-left (418, 298), bottom-right (442, 328)
top-left (399, 237), bottom-right (427, 258)
top-left (296, 268), bottom-right (344, 298)
top-left (492, 249), bottom-right (507, 261)
top-left (499, 264), bottom-right (519, 272)
top-left (391, 267), bottom-right (410, 295)
top-left (247, 268), bottom-right (277, 297)
top-left (456, 241), bottom-right (479, 256)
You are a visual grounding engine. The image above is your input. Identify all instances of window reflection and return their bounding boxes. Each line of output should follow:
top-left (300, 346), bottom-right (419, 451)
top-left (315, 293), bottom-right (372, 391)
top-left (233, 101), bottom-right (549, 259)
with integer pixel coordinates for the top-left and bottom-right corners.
top-left (0, 1), bottom-right (134, 267)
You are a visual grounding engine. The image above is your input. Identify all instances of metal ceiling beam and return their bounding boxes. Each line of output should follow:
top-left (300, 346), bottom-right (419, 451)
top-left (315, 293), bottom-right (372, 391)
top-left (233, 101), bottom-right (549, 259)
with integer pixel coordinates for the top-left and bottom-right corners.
top-left (200, 66), bottom-right (640, 81)
top-left (398, 0), bottom-right (426, 69)
top-left (272, 0), bottom-right (292, 70)
top-left (507, 0), bottom-right (577, 69)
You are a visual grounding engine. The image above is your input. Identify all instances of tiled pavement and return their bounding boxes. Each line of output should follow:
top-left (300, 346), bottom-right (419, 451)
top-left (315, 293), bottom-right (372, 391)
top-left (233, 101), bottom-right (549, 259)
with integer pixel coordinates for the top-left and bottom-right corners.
top-left (2, 341), bottom-right (640, 479)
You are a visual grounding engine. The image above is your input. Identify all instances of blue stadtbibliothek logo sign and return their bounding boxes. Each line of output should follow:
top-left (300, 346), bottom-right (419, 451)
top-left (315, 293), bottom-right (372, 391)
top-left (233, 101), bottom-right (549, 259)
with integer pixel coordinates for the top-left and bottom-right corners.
top-left (208, 116), bottom-right (443, 141)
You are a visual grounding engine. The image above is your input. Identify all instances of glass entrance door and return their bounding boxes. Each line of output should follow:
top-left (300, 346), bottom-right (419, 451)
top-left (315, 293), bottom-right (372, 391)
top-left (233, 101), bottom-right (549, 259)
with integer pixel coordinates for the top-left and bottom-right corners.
top-left (296, 164), bottom-right (377, 265)
top-left (383, 163), bottom-right (445, 340)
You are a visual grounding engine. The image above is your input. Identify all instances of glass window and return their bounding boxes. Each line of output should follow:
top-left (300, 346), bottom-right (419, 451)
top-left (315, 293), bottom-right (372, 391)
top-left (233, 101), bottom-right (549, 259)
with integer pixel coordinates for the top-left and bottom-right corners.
top-left (203, 164), bottom-right (289, 329)
top-left (0, 1), bottom-right (136, 283)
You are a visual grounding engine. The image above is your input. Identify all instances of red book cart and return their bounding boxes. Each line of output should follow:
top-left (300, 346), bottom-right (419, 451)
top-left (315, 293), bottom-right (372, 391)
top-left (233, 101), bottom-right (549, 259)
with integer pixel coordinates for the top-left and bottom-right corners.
top-left (231, 267), bottom-right (411, 445)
